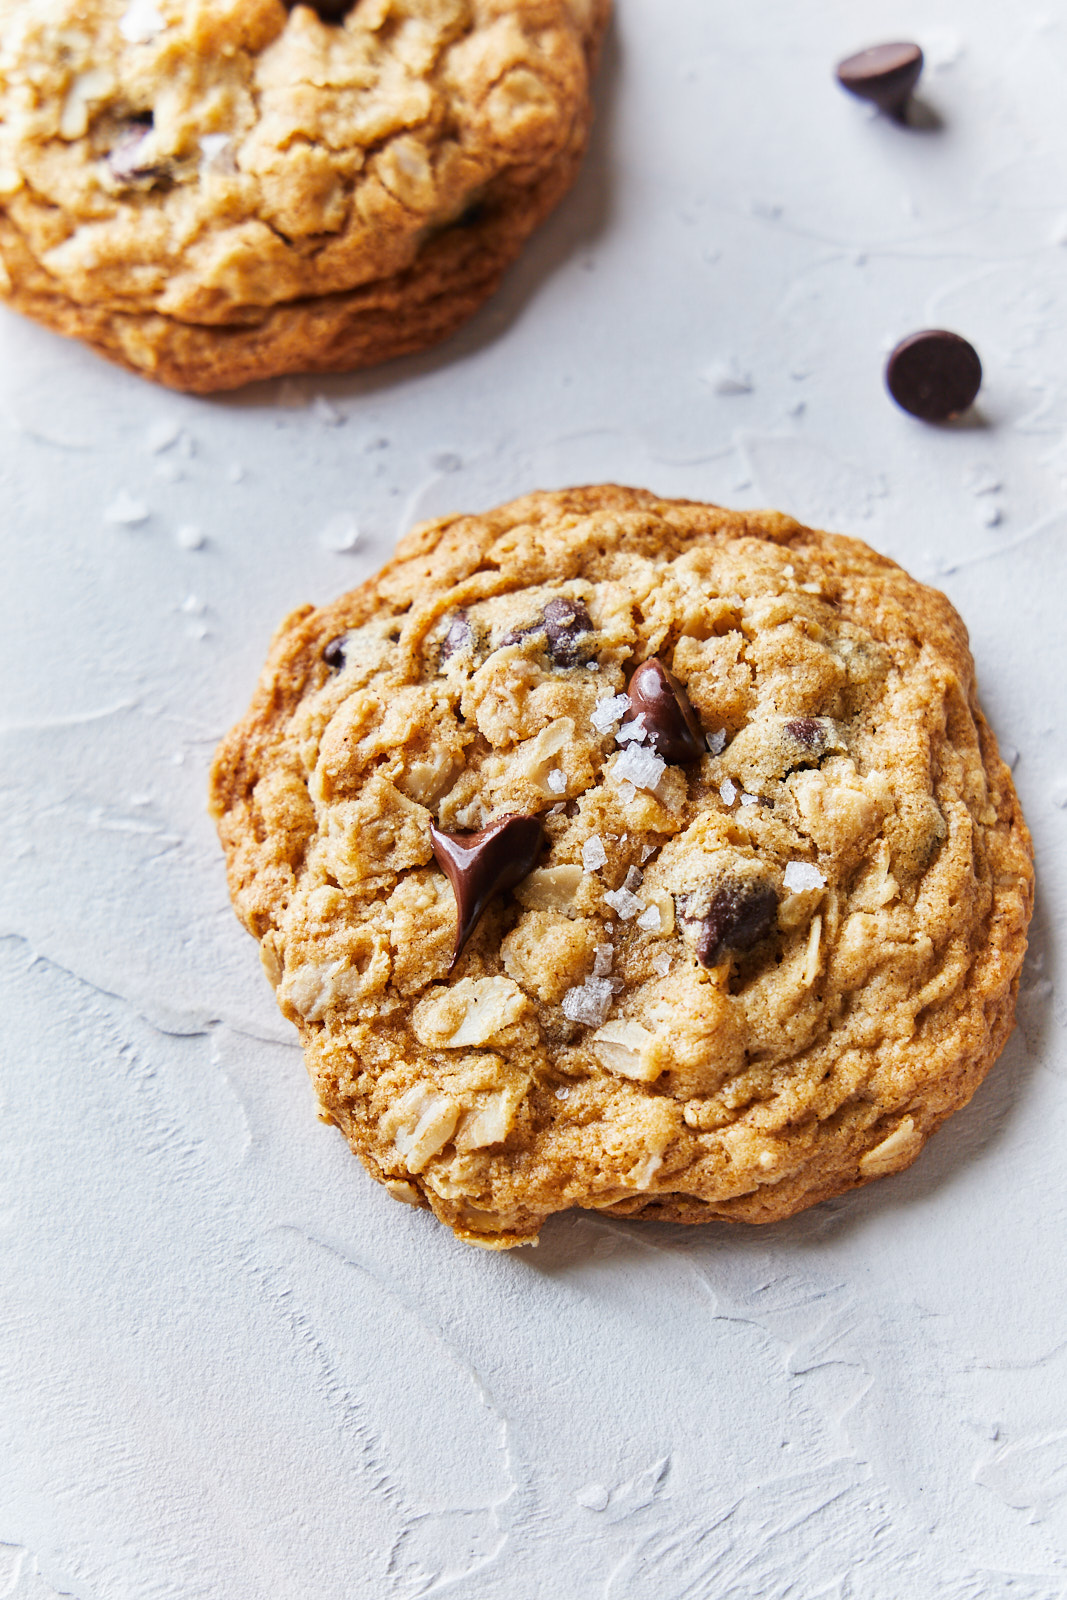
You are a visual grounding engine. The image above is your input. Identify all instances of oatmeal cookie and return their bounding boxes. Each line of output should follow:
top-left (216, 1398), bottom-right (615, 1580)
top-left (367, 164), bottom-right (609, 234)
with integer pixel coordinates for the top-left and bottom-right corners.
top-left (210, 486), bottom-right (1034, 1248)
top-left (0, 0), bottom-right (608, 391)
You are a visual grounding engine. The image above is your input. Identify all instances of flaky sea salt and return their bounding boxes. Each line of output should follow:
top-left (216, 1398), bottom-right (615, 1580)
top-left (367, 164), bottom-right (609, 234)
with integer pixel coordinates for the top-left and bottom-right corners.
top-left (319, 513), bottom-right (360, 553)
top-left (617, 780), bottom-right (637, 804)
top-left (614, 744), bottom-right (666, 792)
top-left (119, 0), bottom-right (165, 42)
top-left (592, 944), bottom-right (614, 977)
top-left (624, 866), bottom-right (643, 892)
top-left (582, 835), bottom-right (608, 872)
top-left (783, 861), bottom-right (826, 893)
top-left (720, 778), bottom-right (738, 806)
top-left (706, 728), bottom-right (727, 755)
top-left (546, 768), bottom-right (567, 794)
top-left (616, 715), bottom-right (647, 745)
top-left (636, 904), bottom-right (661, 932)
top-left (175, 524), bottom-right (204, 551)
top-left (652, 949), bottom-right (673, 977)
top-left (104, 490), bottom-right (149, 526)
top-left (604, 887), bottom-right (644, 920)
top-left (592, 693), bottom-right (630, 734)
top-left (740, 792), bottom-right (759, 808)
top-left (562, 978), bottom-right (614, 1026)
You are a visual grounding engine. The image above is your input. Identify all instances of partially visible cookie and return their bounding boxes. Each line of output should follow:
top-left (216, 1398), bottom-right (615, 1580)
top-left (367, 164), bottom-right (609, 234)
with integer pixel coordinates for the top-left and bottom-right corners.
top-left (210, 486), bottom-right (1034, 1248)
top-left (0, 0), bottom-right (608, 391)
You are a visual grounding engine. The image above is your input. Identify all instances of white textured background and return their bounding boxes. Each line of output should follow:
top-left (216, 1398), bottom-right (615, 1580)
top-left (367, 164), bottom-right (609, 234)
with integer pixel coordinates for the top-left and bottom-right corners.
top-left (2, 1), bottom-right (1066, 1595)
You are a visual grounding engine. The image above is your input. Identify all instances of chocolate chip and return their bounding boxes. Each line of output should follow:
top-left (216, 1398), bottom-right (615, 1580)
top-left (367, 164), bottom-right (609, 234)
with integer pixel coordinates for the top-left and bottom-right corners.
top-left (622, 659), bottom-right (705, 764)
top-left (431, 814), bottom-right (544, 967)
top-left (783, 717), bottom-right (827, 751)
top-left (542, 597), bottom-right (592, 666)
top-left (440, 613), bottom-right (473, 660)
top-left (286, 0), bottom-right (352, 19)
top-left (322, 636), bottom-right (347, 670)
top-left (835, 41), bottom-right (923, 119)
top-left (107, 117), bottom-right (167, 185)
top-left (693, 882), bottom-right (778, 968)
top-left (885, 330), bottom-right (982, 422)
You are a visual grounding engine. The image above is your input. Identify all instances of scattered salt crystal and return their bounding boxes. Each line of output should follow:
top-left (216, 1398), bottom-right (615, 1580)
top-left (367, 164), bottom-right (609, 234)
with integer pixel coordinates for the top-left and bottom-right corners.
top-left (978, 502), bottom-right (1002, 528)
top-left (562, 978), bottom-right (614, 1026)
top-left (740, 792), bottom-right (759, 808)
top-left (180, 593), bottom-right (204, 615)
top-left (617, 780), bottom-right (636, 804)
top-left (592, 944), bottom-right (613, 977)
top-left (119, 0), bottom-right (165, 42)
top-left (614, 744), bottom-right (666, 792)
top-left (104, 490), bottom-right (149, 526)
top-left (604, 886), bottom-right (644, 920)
top-left (199, 134), bottom-right (232, 173)
top-left (175, 524), bottom-right (204, 551)
top-left (704, 359), bottom-right (753, 396)
top-left (652, 949), bottom-right (673, 977)
top-left (641, 845), bottom-right (656, 863)
top-left (145, 417), bottom-right (180, 453)
top-left (546, 768), bottom-right (567, 795)
top-left (783, 861), bottom-right (826, 893)
top-left (624, 866), bottom-right (643, 891)
top-left (312, 395), bottom-right (343, 426)
top-left (548, 802), bottom-right (566, 816)
top-left (320, 513), bottom-right (360, 554)
top-left (582, 835), bottom-right (608, 872)
top-left (706, 728), bottom-right (727, 755)
top-left (554, 1086), bottom-right (572, 1100)
top-left (616, 715), bottom-right (647, 745)
top-left (637, 904), bottom-right (661, 932)
top-left (720, 778), bottom-right (738, 806)
top-left (782, 564), bottom-right (795, 578)
top-left (592, 693), bottom-right (629, 734)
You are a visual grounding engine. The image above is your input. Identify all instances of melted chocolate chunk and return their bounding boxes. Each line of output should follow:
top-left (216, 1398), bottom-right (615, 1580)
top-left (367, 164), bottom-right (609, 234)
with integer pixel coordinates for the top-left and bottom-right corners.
top-left (441, 613), bottom-right (473, 660)
top-left (622, 659), bottom-right (705, 764)
top-left (784, 717), bottom-right (827, 750)
top-left (542, 597), bottom-right (592, 666)
top-left (835, 41), bottom-right (923, 119)
top-left (322, 636), bottom-right (347, 670)
top-left (693, 882), bottom-right (778, 969)
top-left (431, 814), bottom-right (544, 967)
top-left (885, 330), bottom-right (982, 422)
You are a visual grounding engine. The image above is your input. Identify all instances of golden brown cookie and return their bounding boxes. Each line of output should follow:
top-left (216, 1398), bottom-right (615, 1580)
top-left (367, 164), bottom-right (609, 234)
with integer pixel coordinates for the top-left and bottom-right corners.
top-left (210, 486), bottom-right (1034, 1247)
top-left (0, 0), bottom-right (608, 392)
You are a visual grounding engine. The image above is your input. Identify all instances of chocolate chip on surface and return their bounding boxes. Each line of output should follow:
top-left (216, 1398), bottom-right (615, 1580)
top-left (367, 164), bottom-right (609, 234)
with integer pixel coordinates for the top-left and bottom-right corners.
top-left (431, 814), bottom-right (545, 967)
top-left (622, 659), bottom-right (705, 764)
top-left (784, 717), bottom-right (828, 751)
top-left (286, 0), bottom-right (352, 20)
top-left (322, 636), bottom-right (347, 670)
top-left (885, 330), bottom-right (982, 421)
top-left (542, 597), bottom-right (592, 666)
top-left (693, 882), bottom-right (779, 968)
top-left (440, 613), bottom-right (473, 660)
top-left (835, 41), bottom-right (923, 118)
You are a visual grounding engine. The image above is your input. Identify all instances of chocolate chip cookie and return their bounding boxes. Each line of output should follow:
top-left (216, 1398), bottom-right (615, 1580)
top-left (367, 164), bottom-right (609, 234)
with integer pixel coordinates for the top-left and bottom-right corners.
top-left (210, 485), bottom-right (1034, 1248)
top-left (0, 0), bottom-right (608, 391)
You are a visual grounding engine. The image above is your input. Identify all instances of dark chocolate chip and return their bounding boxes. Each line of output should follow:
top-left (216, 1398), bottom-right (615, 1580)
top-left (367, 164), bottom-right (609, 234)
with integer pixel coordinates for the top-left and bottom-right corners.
top-left (885, 330), bottom-right (982, 422)
top-left (322, 636), bottom-right (347, 670)
top-left (542, 597), bottom-right (592, 666)
top-left (622, 659), bottom-right (705, 764)
top-left (431, 814), bottom-right (544, 968)
top-left (453, 200), bottom-right (489, 230)
top-left (783, 717), bottom-right (827, 751)
top-left (693, 882), bottom-right (778, 969)
top-left (441, 613), bottom-right (473, 660)
top-left (107, 117), bottom-right (166, 185)
top-left (835, 41), bottom-right (923, 119)
top-left (285, 0), bottom-right (352, 19)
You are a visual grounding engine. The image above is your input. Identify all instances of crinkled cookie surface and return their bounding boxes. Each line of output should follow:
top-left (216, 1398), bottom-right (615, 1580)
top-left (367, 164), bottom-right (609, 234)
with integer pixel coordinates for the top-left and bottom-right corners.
top-left (210, 486), bottom-right (1034, 1248)
top-left (0, 0), bottom-right (607, 390)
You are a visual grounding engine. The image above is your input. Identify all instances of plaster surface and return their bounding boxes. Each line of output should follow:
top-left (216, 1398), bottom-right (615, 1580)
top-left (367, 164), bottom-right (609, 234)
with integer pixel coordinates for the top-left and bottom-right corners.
top-left (2, 2), bottom-right (1066, 1596)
